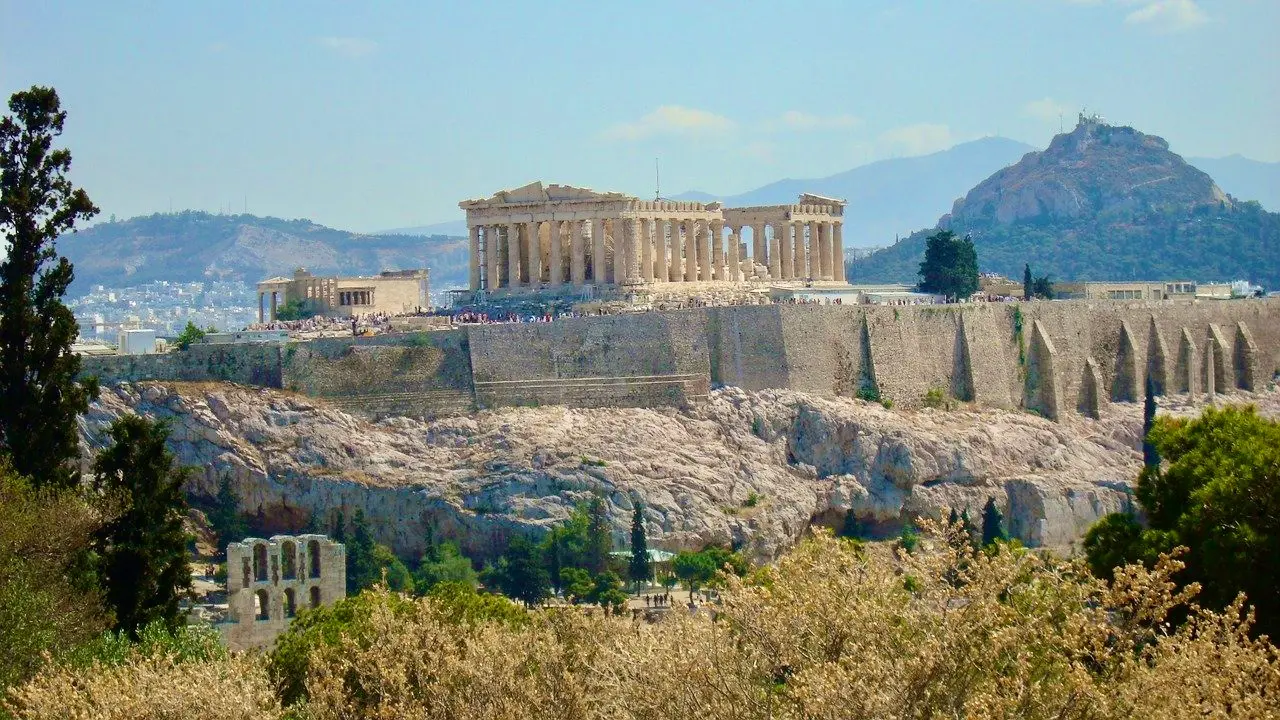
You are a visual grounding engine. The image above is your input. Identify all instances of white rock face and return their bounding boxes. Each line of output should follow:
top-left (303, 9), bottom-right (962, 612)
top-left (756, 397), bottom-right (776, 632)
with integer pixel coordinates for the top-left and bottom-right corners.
top-left (80, 382), bottom-right (1278, 562)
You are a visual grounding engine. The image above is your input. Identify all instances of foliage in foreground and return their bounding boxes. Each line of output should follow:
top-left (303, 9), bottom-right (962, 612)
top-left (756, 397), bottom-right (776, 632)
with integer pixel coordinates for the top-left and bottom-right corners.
top-left (0, 462), bottom-right (111, 692)
top-left (1084, 405), bottom-right (1280, 638)
top-left (10, 527), bottom-right (1279, 719)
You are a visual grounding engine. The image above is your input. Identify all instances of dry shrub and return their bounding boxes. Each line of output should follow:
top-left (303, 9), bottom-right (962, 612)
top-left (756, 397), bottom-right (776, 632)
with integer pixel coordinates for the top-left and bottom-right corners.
top-left (302, 586), bottom-right (617, 719)
top-left (10, 525), bottom-right (1278, 719)
top-left (4, 652), bottom-right (280, 720)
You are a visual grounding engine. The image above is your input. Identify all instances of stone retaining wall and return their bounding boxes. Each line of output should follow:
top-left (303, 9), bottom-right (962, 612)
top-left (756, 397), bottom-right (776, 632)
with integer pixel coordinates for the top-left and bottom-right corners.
top-left (82, 299), bottom-right (1280, 419)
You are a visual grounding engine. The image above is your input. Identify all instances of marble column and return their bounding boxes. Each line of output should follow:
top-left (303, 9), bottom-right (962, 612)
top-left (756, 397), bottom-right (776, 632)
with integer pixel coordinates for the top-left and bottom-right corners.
top-left (777, 223), bottom-right (792, 280)
top-left (833, 222), bottom-right (845, 281)
top-left (727, 228), bottom-right (741, 281)
top-left (570, 220), bottom-right (585, 286)
top-left (610, 219), bottom-right (625, 284)
top-left (485, 226), bottom-right (500, 290)
top-left (549, 220), bottom-right (563, 287)
top-left (625, 217), bottom-right (641, 284)
top-left (269, 292), bottom-right (278, 322)
top-left (795, 222), bottom-right (808, 279)
top-left (680, 221), bottom-right (691, 280)
top-left (696, 219), bottom-right (706, 280)
top-left (524, 221), bottom-right (540, 286)
top-left (468, 225), bottom-right (481, 291)
top-left (709, 220), bottom-right (724, 281)
top-left (817, 222), bottom-right (831, 281)
top-left (653, 219), bottom-right (667, 282)
top-left (641, 218), bottom-right (654, 282)
top-left (258, 294), bottom-right (264, 323)
top-left (752, 224), bottom-right (766, 268)
top-left (592, 219), bottom-right (607, 284)
top-left (507, 222), bottom-right (521, 288)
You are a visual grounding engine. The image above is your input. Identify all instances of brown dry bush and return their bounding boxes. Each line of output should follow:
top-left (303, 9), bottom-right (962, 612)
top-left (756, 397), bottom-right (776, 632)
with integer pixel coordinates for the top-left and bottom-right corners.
top-left (9, 524), bottom-right (1279, 719)
top-left (5, 652), bottom-right (281, 720)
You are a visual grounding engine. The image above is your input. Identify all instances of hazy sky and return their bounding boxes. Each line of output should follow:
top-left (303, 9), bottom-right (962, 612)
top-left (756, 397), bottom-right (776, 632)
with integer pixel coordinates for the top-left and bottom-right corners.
top-left (2, 0), bottom-right (1276, 232)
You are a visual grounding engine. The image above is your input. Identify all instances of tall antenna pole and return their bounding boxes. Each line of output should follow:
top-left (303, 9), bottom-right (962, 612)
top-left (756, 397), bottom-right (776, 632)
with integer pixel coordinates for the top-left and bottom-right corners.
top-left (654, 158), bottom-right (660, 201)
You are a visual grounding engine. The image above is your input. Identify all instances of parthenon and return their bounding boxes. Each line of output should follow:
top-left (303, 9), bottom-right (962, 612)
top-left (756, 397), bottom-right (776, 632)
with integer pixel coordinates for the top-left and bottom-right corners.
top-left (459, 182), bottom-right (846, 292)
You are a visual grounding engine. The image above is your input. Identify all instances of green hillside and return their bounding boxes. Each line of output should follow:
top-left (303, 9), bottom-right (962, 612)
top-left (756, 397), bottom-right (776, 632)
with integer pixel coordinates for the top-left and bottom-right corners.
top-left (848, 117), bottom-right (1280, 289)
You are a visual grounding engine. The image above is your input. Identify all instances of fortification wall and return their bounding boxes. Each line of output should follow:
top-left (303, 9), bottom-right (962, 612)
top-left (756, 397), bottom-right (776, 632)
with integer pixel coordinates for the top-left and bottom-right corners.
top-left (82, 299), bottom-right (1280, 420)
top-left (81, 343), bottom-right (284, 387)
top-left (466, 313), bottom-right (710, 408)
top-left (282, 332), bottom-right (474, 417)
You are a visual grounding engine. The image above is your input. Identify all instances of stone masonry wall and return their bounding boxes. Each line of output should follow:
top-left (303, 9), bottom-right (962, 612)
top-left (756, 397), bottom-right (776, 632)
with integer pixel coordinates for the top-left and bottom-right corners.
top-left (82, 299), bottom-right (1280, 419)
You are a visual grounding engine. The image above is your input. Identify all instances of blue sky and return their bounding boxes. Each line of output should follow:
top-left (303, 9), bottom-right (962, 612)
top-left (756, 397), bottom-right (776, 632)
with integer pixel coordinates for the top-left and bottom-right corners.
top-left (2, 0), bottom-right (1276, 232)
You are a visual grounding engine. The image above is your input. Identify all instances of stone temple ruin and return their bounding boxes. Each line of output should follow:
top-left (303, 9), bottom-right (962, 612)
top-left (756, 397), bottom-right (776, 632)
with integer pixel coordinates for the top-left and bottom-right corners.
top-left (460, 181), bottom-right (847, 292)
top-left (220, 534), bottom-right (346, 650)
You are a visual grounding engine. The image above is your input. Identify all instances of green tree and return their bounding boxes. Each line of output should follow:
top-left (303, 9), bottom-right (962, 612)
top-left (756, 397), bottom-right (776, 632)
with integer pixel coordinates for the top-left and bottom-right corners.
top-left (173, 321), bottom-right (206, 351)
top-left (1142, 375), bottom-right (1160, 469)
top-left (1022, 263), bottom-right (1033, 301)
top-left (586, 492), bottom-right (611, 575)
top-left (91, 415), bottom-right (193, 637)
top-left (559, 567), bottom-right (594, 604)
top-left (588, 570), bottom-right (628, 613)
top-left (672, 550), bottom-right (716, 601)
top-left (487, 535), bottom-right (550, 607)
top-left (274, 297), bottom-right (321, 322)
top-left (344, 510), bottom-right (413, 594)
top-left (205, 475), bottom-right (247, 557)
top-left (980, 497), bottom-right (1008, 547)
top-left (0, 86), bottom-right (100, 490)
top-left (628, 502), bottom-right (650, 589)
top-left (0, 461), bottom-right (111, 692)
top-left (1031, 274), bottom-right (1055, 299)
top-left (839, 510), bottom-right (867, 540)
top-left (412, 541), bottom-right (476, 594)
top-left (917, 230), bottom-right (979, 301)
top-left (1085, 406), bottom-right (1280, 637)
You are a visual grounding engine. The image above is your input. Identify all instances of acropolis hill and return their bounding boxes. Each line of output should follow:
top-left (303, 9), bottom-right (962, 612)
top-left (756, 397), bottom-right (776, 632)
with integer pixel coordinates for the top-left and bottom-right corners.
top-left (78, 298), bottom-right (1280, 559)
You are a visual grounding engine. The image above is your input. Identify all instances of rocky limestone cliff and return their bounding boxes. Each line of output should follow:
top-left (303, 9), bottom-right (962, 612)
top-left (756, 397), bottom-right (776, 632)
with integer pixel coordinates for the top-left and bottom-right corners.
top-left (79, 382), bottom-right (1279, 563)
top-left (942, 116), bottom-right (1228, 229)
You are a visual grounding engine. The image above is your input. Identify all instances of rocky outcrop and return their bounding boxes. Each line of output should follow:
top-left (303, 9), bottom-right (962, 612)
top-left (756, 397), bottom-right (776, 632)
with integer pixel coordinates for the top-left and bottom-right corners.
top-left (79, 382), bottom-right (1279, 562)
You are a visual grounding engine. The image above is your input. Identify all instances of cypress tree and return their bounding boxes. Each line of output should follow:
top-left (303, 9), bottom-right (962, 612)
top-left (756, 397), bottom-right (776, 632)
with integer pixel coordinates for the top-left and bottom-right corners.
top-left (1023, 263), bottom-right (1033, 301)
top-left (346, 510), bottom-right (377, 593)
top-left (981, 497), bottom-right (1009, 547)
top-left (628, 502), bottom-right (650, 588)
top-left (206, 475), bottom-right (248, 557)
top-left (586, 492), bottom-right (611, 575)
top-left (1143, 375), bottom-right (1160, 469)
top-left (91, 415), bottom-right (193, 637)
top-left (0, 86), bottom-right (100, 489)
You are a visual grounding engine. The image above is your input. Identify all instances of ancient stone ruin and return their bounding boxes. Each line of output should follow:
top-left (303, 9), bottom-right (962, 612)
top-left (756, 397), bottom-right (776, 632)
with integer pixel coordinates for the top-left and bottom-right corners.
top-left (460, 181), bottom-right (846, 291)
top-left (219, 534), bottom-right (346, 650)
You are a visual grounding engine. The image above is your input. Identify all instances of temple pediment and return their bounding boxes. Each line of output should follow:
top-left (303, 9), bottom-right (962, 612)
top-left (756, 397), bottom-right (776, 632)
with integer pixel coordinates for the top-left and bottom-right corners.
top-left (798, 193), bottom-right (846, 206)
top-left (461, 181), bottom-right (632, 208)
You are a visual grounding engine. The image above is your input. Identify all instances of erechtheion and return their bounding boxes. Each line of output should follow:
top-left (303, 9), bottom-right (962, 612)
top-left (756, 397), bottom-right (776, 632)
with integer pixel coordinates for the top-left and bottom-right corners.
top-left (256, 268), bottom-right (430, 322)
top-left (460, 182), bottom-right (846, 292)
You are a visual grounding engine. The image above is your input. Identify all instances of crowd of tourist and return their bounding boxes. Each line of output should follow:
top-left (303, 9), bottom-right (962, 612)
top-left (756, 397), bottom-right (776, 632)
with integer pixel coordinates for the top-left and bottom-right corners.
top-left (246, 312), bottom-right (399, 337)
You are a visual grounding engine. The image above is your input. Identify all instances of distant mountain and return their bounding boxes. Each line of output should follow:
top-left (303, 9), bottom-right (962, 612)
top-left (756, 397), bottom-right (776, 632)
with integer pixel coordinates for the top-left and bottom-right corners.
top-left (1187, 155), bottom-right (1280, 211)
top-left (59, 211), bottom-right (470, 295)
top-left (378, 219), bottom-right (469, 237)
top-left (849, 119), bottom-right (1280, 289)
top-left (674, 137), bottom-right (1035, 247)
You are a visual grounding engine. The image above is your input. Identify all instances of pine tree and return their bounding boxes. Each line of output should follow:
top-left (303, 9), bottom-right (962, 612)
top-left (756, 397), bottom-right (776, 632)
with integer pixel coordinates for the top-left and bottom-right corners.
top-left (981, 497), bottom-right (1009, 547)
top-left (1143, 375), bottom-right (1160, 469)
top-left (92, 415), bottom-right (193, 637)
top-left (628, 502), bottom-right (650, 589)
top-left (0, 86), bottom-right (99, 490)
top-left (1022, 263), bottom-right (1033, 301)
